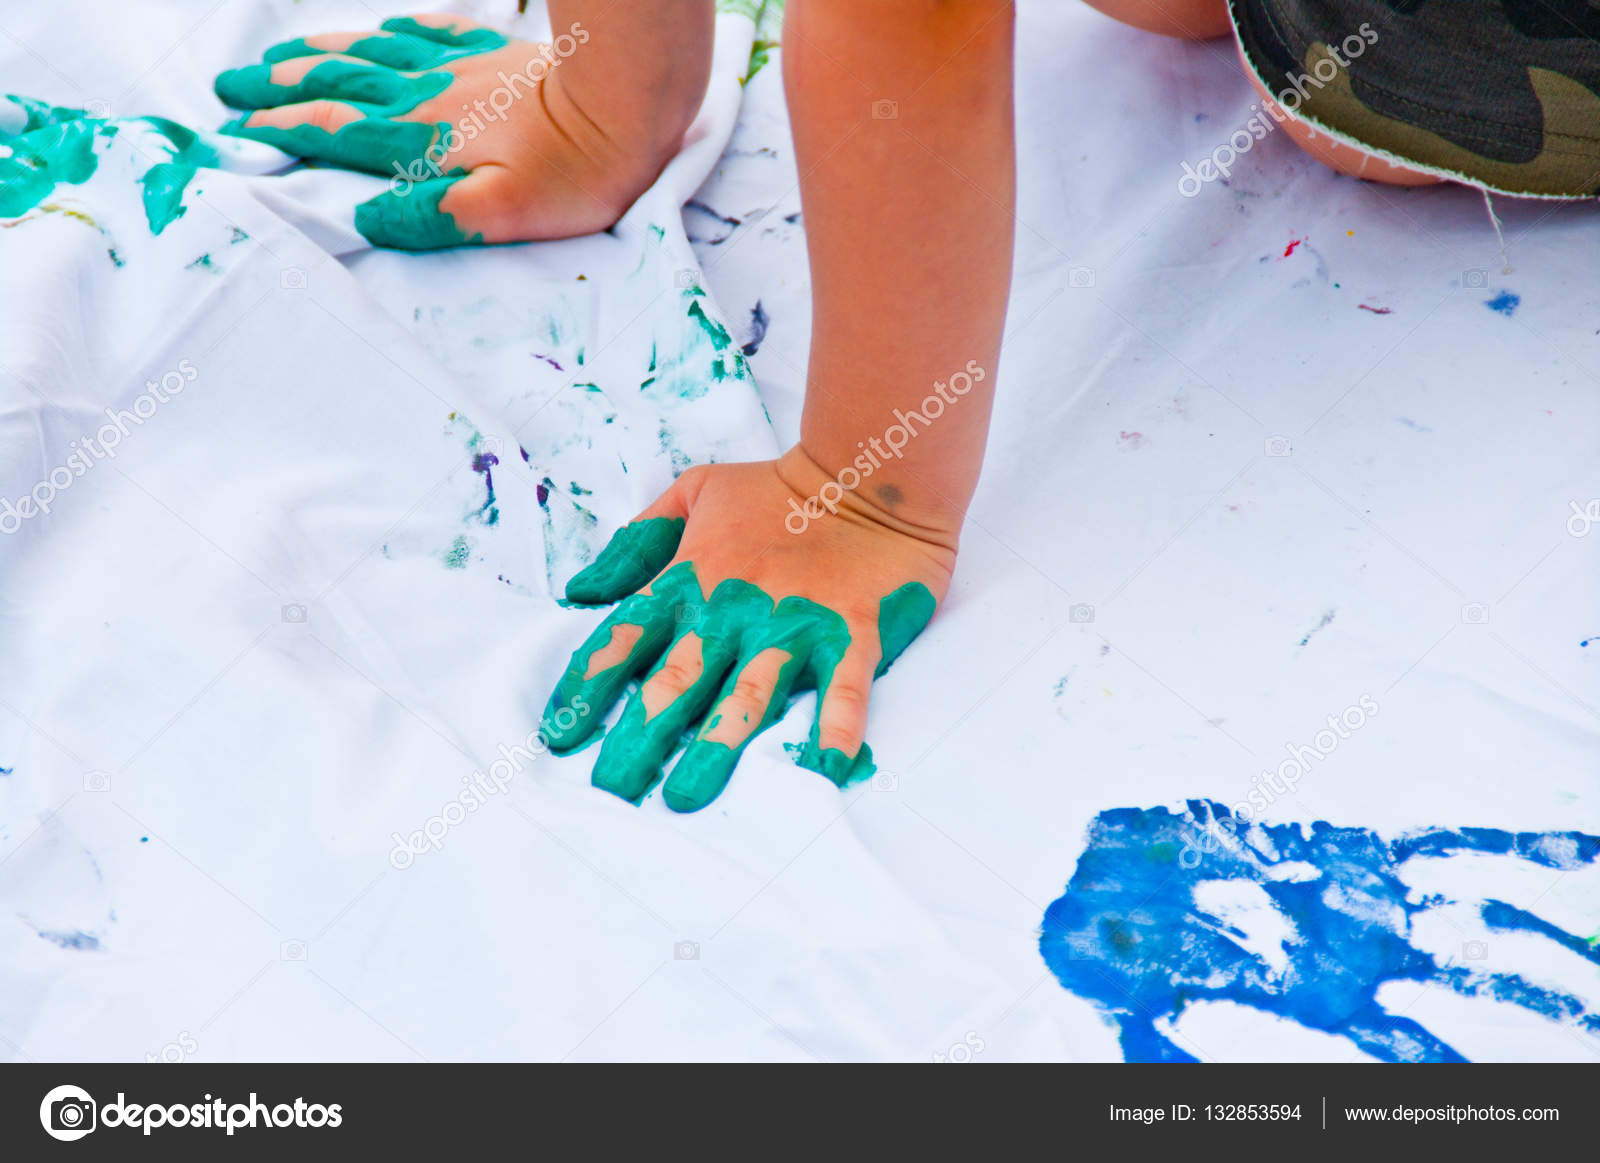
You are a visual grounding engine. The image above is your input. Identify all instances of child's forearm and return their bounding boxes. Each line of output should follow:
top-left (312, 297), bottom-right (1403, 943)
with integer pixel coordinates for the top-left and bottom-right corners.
top-left (549, 0), bottom-right (715, 177)
top-left (785, 0), bottom-right (1015, 541)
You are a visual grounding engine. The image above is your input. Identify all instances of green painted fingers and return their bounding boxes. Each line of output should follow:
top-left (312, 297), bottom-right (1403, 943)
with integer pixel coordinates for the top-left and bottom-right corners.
top-left (353, 175), bottom-right (480, 249)
top-left (539, 518), bottom-right (937, 813)
top-left (213, 15), bottom-right (509, 247)
top-left (215, 60), bottom-right (454, 117)
top-left (262, 18), bottom-right (507, 71)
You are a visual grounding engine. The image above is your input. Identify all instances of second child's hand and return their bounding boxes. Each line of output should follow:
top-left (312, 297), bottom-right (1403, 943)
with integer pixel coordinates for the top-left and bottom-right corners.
top-left (212, 5), bottom-right (712, 247)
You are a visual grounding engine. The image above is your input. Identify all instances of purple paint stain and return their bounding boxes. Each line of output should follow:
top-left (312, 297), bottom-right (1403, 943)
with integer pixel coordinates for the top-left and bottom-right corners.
top-left (532, 353), bottom-right (564, 371)
top-left (470, 452), bottom-right (499, 525)
top-left (1484, 291), bottom-right (1520, 316)
top-left (535, 478), bottom-right (551, 507)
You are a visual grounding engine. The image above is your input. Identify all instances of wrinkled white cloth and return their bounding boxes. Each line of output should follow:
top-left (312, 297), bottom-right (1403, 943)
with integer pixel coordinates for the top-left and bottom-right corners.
top-left (1, 0), bottom-right (1595, 1062)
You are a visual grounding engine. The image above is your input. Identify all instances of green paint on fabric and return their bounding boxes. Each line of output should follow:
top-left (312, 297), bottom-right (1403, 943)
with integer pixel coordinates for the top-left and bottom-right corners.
top-left (355, 174), bottom-right (479, 249)
top-left (539, 518), bottom-right (938, 813)
top-left (1, 98), bottom-right (215, 234)
top-left (136, 118), bottom-right (218, 235)
top-left (442, 534), bottom-right (472, 569)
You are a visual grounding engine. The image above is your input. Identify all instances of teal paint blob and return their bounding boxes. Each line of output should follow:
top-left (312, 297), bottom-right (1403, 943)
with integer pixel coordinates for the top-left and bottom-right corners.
top-left (1, 98), bottom-right (216, 235)
top-left (261, 18), bottom-right (507, 71)
top-left (354, 175), bottom-right (480, 249)
top-left (540, 519), bottom-right (938, 813)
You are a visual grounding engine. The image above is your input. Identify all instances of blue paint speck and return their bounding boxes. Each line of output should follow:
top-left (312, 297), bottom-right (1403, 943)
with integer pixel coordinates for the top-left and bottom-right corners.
top-left (1039, 801), bottom-right (1600, 1062)
top-left (1484, 291), bottom-right (1520, 316)
top-left (38, 929), bottom-right (101, 952)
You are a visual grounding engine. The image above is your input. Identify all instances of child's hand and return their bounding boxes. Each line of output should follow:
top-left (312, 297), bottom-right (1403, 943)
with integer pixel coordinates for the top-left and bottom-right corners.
top-left (213, 14), bottom-right (691, 248)
top-left (539, 447), bottom-right (952, 813)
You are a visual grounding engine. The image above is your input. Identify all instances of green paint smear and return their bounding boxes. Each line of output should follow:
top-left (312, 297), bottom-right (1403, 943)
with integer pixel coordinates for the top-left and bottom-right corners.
top-left (540, 518), bottom-right (935, 813)
top-left (1, 97), bottom-right (216, 235)
top-left (220, 114), bottom-right (450, 177)
top-left (442, 534), bottom-right (472, 569)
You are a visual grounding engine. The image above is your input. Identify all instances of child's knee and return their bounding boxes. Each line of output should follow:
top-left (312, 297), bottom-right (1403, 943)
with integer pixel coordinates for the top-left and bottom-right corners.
top-left (1081, 0), bottom-right (1232, 41)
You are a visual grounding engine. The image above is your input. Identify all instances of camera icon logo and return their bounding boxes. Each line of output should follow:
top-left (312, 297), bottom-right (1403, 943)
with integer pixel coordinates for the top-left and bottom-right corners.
top-left (674, 268), bottom-right (698, 290)
top-left (674, 603), bottom-right (701, 625)
top-left (281, 603), bottom-right (307, 623)
top-left (1461, 602), bottom-right (1490, 624)
top-left (1068, 266), bottom-right (1095, 288)
top-left (40, 1084), bottom-right (97, 1142)
top-left (1069, 603), bottom-right (1095, 624)
top-left (280, 939), bottom-right (308, 961)
top-left (871, 99), bottom-right (899, 120)
top-left (1567, 498), bottom-right (1600, 538)
top-left (674, 940), bottom-right (700, 961)
top-left (1462, 269), bottom-right (1488, 289)
top-left (280, 267), bottom-right (307, 290)
top-left (870, 769), bottom-right (899, 792)
top-left (1264, 434), bottom-right (1292, 457)
top-left (83, 769), bottom-right (111, 793)
top-left (83, 99), bottom-right (111, 118)
top-left (1462, 939), bottom-right (1488, 961)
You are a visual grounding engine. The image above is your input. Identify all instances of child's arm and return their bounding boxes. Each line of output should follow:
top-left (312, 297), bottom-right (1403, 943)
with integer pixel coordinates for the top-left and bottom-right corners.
top-left (537, 1), bottom-right (1016, 810)
top-left (787, 0), bottom-right (1015, 541)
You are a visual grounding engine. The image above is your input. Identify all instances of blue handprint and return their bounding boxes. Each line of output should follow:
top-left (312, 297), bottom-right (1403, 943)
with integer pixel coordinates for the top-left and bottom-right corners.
top-left (1039, 801), bottom-right (1600, 1062)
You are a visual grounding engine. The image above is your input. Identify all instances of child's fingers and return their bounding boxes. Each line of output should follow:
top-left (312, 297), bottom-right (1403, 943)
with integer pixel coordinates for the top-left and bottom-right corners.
top-left (661, 645), bottom-right (805, 813)
top-left (560, 472), bottom-right (705, 606)
top-left (812, 639), bottom-right (879, 765)
top-left (355, 174), bottom-right (486, 251)
top-left (380, 14), bottom-right (500, 47)
top-left (216, 56), bottom-right (446, 114)
top-left (539, 591), bottom-right (680, 753)
top-left (221, 100), bottom-right (443, 174)
top-left (591, 629), bottom-right (734, 803)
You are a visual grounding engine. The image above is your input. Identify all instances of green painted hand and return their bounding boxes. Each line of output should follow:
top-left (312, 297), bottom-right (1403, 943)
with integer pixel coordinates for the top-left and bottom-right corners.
top-left (539, 448), bottom-right (951, 813)
top-left (212, 14), bottom-right (677, 249)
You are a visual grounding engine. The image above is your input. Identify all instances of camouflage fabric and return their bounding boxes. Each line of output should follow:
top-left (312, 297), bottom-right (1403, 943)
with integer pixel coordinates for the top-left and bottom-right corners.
top-left (1229, 0), bottom-right (1600, 196)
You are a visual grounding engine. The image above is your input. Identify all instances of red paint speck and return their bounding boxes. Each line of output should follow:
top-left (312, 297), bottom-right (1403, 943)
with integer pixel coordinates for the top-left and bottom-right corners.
top-left (1118, 430), bottom-right (1146, 450)
top-left (1282, 238), bottom-right (1304, 258)
top-left (1357, 303), bottom-right (1392, 314)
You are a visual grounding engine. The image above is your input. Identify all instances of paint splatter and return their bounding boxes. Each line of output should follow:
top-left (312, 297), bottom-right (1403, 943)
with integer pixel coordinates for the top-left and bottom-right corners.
top-left (441, 535), bottom-right (472, 570)
top-left (1118, 430), bottom-right (1146, 450)
top-left (1484, 291), bottom-right (1520, 316)
top-left (1282, 238), bottom-right (1304, 258)
top-left (37, 929), bottom-right (102, 952)
top-left (1357, 303), bottom-right (1392, 315)
top-left (1396, 417), bottom-right (1432, 433)
top-left (741, 300), bottom-right (768, 357)
top-left (1039, 801), bottom-right (1600, 1062)
top-left (1298, 608), bottom-right (1335, 647)
top-left (470, 451), bottom-right (499, 525)
top-left (532, 353), bottom-right (564, 371)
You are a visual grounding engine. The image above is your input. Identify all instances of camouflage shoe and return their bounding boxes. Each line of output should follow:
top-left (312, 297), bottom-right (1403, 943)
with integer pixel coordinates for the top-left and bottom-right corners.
top-left (1230, 0), bottom-right (1600, 196)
